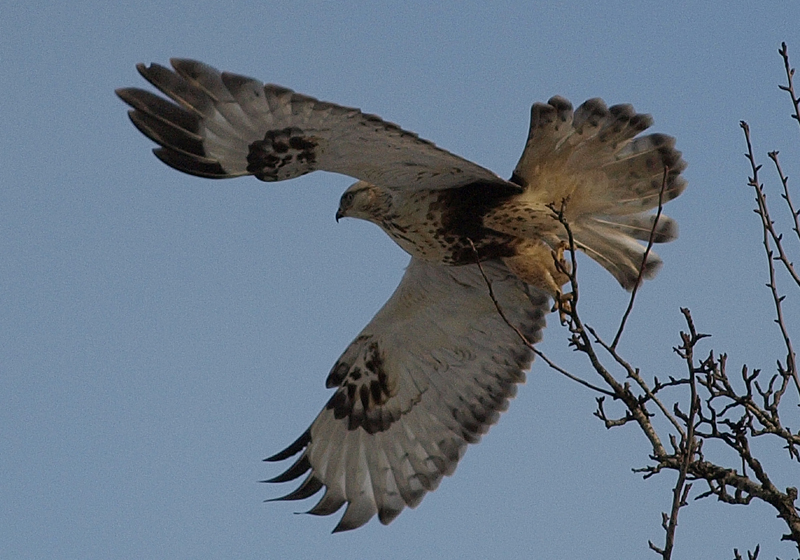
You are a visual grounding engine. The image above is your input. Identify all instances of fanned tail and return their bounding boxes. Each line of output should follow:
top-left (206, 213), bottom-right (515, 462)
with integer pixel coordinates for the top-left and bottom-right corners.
top-left (490, 96), bottom-right (687, 290)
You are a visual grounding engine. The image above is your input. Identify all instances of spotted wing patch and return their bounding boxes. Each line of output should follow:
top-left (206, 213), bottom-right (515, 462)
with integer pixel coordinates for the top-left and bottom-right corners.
top-left (324, 336), bottom-right (402, 434)
top-left (246, 126), bottom-right (320, 181)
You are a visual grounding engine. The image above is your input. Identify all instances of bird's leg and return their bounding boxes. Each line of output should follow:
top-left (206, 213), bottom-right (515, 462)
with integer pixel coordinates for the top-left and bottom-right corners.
top-left (552, 290), bottom-right (573, 324)
top-left (550, 241), bottom-right (573, 324)
top-left (503, 241), bottom-right (571, 321)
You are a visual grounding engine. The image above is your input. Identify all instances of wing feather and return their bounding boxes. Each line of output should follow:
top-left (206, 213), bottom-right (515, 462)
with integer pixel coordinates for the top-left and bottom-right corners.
top-left (266, 258), bottom-right (549, 531)
top-left (117, 59), bottom-right (515, 192)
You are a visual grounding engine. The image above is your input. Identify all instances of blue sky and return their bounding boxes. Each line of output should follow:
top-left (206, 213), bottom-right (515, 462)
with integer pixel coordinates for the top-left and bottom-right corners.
top-left (3, 2), bottom-right (799, 558)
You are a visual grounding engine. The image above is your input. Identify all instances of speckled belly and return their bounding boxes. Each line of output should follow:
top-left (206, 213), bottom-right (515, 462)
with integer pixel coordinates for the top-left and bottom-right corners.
top-left (379, 215), bottom-right (520, 266)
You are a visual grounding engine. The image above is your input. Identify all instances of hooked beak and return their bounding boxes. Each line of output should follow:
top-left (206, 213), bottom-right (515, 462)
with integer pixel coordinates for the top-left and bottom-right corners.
top-left (335, 209), bottom-right (344, 222)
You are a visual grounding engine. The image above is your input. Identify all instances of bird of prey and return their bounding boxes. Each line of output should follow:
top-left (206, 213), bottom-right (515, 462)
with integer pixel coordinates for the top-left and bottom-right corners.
top-left (117, 59), bottom-right (687, 532)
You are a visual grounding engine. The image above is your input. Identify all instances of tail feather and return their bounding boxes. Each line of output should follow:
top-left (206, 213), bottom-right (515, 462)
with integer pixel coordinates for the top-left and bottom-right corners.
top-left (561, 133), bottom-right (687, 216)
top-left (563, 100), bottom-right (655, 168)
top-left (573, 222), bottom-right (664, 290)
top-left (588, 213), bottom-right (678, 243)
top-left (509, 96), bottom-right (575, 185)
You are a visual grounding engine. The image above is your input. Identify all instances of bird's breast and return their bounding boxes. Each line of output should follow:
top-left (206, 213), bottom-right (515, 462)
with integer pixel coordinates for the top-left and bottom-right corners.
top-left (379, 183), bottom-right (520, 265)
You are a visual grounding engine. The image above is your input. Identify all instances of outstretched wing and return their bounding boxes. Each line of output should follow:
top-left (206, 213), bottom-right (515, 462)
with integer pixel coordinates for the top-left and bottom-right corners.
top-left (116, 59), bottom-right (514, 192)
top-left (265, 258), bottom-right (550, 532)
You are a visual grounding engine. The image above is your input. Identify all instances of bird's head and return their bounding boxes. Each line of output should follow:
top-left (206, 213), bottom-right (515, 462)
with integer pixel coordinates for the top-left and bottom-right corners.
top-left (335, 181), bottom-right (392, 223)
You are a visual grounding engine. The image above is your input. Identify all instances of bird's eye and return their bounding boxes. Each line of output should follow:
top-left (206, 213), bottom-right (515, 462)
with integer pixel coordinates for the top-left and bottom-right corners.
top-left (342, 192), bottom-right (355, 205)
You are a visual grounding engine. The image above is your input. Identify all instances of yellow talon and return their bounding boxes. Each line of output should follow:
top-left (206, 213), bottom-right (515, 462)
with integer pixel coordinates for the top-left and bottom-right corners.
top-left (552, 290), bottom-right (573, 324)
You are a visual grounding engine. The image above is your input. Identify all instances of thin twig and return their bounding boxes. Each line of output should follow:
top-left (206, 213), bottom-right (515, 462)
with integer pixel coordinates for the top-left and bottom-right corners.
top-left (741, 123), bottom-right (800, 287)
top-left (466, 238), bottom-right (613, 397)
top-left (658, 309), bottom-right (702, 559)
top-left (768, 150), bottom-right (800, 255)
top-left (778, 42), bottom-right (800, 132)
top-left (612, 166), bottom-right (669, 350)
top-left (741, 122), bottom-right (800, 395)
top-left (467, 238), bottom-right (535, 347)
top-left (589, 324), bottom-right (686, 438)
top-left (532, 346), bottom-right (614, 396)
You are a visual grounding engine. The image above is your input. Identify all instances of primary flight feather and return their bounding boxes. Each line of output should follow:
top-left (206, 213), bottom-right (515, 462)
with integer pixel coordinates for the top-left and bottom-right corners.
top-left (117, 59), bottom-right (686, 531)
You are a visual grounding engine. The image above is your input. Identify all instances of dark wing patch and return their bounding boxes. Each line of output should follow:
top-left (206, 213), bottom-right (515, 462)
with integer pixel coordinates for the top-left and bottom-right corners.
top-left (324, 338), bottom-right (400, 434)
top-left (247, 127), bottom-right (318, 181)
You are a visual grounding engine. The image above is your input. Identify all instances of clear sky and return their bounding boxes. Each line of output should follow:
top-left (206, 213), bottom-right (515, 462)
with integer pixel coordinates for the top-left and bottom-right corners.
top-left (3, 2), bottom-right (799, 559)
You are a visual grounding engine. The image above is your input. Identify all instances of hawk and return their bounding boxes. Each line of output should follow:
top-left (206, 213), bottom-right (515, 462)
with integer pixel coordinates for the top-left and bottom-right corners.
top-left (117, 59), bottom-right (686, 532)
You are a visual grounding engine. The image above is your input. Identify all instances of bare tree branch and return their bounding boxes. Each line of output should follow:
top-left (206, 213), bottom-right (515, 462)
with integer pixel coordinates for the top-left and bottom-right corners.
top-left (779, 42), bottom-right (800, 132)
top-left (769, 151), bottom-right (800, 244)
top-left (741, 121), bottom-right (800, 395)
top-left (471, 41), bottom-right (800, 558)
